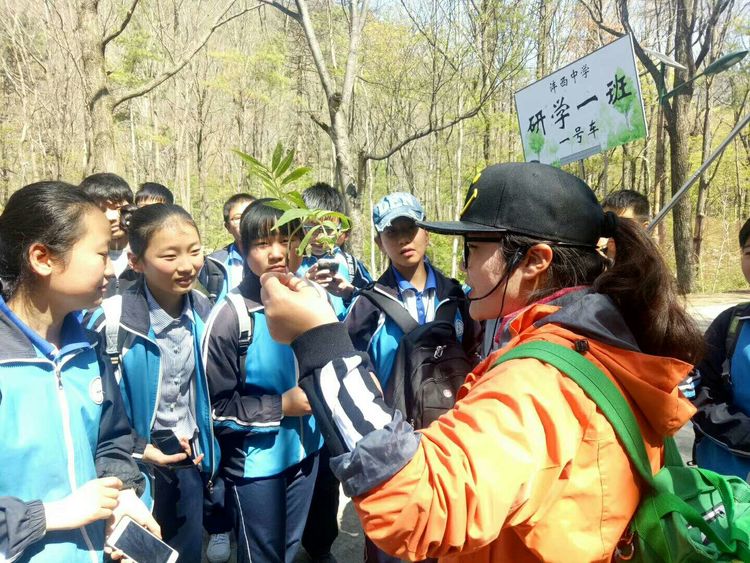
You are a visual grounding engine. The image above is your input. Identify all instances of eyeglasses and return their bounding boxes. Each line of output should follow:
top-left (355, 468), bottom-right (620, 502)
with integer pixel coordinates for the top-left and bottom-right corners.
top-left (462, 235), bottom-right (505, 269)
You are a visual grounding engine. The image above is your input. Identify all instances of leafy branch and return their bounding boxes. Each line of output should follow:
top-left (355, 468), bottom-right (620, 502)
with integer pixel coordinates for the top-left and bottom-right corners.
top-left (233, 142), bottom-right (351, 256)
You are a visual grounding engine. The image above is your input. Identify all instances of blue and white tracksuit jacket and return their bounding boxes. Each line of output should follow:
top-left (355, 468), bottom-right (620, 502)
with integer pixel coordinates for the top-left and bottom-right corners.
top-left (202, 274), bottom-right (323, 481)
top-left (298, 247), bottom-right (373, 319)
top-left (693, 302), bottom-right (750, 480)
top-left (84, 282), bottom-right (219, 494)
top-left (344, 263), bottom-right (477, 388)
top-left (0, 299), bottom-right (144, 563)
top-left (198, 243), bottom-right (244, 305)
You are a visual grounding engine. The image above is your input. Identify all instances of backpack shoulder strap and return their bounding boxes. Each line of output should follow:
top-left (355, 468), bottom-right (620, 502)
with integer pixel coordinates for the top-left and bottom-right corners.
top-left (226, 289), bottom-right (254, 381)
top-left (492, 341), bottom-right (658, 488)
top-left (434, 284), bottom-right (465, 324)
top-left (100, 296), bottom-right (127, 381)
top-left (725, 302), bottom-right (750, 366)
top-left (358, 288), bottom-right (419, 334)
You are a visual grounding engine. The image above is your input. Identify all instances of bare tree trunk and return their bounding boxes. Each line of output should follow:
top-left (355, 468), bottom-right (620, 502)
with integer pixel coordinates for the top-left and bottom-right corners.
top-left (536, 0), bottom-right (548, 79)
top-left (77, 0), bottom-right (117, 173)
top-left (667, 96), bottom-right (695, 293)
top-left (693, 83), bottom-right (712, 270)
top-left (451, 94), bottom-right (464, 279)
top-left (654, 101), bottom-right (668, 246)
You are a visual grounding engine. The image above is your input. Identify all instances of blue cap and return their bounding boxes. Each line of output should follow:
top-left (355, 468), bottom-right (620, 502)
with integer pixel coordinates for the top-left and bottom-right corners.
top-left (372, 192), bottom-right (425, 232)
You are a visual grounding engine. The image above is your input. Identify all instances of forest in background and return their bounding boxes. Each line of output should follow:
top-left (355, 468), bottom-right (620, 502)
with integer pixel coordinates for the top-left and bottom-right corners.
top-left (0, 0), bottom-right (748, 292)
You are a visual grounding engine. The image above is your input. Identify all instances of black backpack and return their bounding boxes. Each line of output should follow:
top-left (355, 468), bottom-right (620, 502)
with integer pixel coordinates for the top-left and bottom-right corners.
top-left (358, 286), bottom-right (476, 429)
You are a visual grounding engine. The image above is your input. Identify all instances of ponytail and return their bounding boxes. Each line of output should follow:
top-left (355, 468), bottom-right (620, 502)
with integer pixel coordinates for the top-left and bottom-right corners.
top-left (593, 218), bottom-right (703, 364)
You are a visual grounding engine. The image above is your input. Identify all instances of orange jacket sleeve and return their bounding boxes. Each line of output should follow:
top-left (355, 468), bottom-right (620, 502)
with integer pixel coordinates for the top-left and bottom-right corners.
top-left (354, 357), bottom-right (597, 561)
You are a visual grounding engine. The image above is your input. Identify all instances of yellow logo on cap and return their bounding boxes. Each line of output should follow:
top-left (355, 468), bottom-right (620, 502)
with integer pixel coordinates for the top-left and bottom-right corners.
top-left (460, 187), bottom-right (479, 217)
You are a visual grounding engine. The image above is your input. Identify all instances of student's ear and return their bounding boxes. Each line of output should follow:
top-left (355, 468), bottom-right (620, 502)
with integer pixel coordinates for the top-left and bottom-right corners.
top-left (374, 234), bottom-right (385, 254)
top-left (128, 251), bottom-right (143, 273)
top-left (27, 243), bottom-right (55, 278)
top-left (518, 244), bottom-right (553, 283)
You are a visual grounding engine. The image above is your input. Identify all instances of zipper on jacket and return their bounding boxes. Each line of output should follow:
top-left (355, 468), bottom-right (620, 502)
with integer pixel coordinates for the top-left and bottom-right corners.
top-left (120, 324), bottom-right (164, 434)
top-left (54, 358), bottom-right (99, 563)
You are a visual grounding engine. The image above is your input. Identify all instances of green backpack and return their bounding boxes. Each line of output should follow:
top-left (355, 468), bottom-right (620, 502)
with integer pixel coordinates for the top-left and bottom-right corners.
top-left (493, 341), bottom-right (750, 562)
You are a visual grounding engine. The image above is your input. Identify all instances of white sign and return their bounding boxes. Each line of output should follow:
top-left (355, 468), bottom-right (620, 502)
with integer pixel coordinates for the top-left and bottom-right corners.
top-left (515, 34), bottom-right (647, 166)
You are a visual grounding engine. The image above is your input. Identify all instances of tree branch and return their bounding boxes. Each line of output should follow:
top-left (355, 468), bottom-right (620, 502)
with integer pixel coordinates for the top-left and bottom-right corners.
top-left (112, 2), bottom-right (260, 109)
top-left (257, 0), bottom-right (300, 21)
top-left (309, 113), bottom-right (331, 134)
top-left (364, 96), bottom-right (489, 162)
top-left (293, 0), bottom-right (334, 101)
top-left (694, 0), bottom-right (731, 69)
top-left (616, 0), bottom-right (673, 122)
top-left (340, 0), bottom-right (369, 109)
top-left (102, 0), bottom-right (141, 48)
top-left (578, 0), bottom-right (623, 38)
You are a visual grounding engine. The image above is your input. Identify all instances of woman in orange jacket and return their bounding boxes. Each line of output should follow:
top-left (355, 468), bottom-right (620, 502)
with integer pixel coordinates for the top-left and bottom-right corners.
top-left (258, 162), bottom-right (703, 562)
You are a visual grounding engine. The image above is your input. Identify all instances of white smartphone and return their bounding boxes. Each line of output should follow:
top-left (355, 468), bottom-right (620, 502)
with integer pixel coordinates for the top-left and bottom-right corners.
top-left (106, 516), bottom-right (178, 563)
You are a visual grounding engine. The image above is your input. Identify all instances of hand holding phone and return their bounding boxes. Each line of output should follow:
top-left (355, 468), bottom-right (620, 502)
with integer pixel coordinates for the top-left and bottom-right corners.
top-left (146, 430), bottom-right (197, 468)
top-left (107, 516), bottom-right (177, 563)
top-left (315, 258), bottom-right (338, 274)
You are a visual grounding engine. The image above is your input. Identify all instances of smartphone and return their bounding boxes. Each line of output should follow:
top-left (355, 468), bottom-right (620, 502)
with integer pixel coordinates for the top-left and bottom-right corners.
top-left (316, 258), bottom-right (338, 274)
top-left (106, 516), bottom-right (178, 563)
top-left (150, 429), bottom-right (194, 468)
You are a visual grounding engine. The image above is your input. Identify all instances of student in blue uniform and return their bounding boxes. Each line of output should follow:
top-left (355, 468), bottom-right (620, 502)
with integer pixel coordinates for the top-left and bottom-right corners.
top-left (85, 204), bottom-right (218, 563)
top-left (199, 193), bottom-right (256, 305)
top-left (0, 181), bottom-right (157, 562)
top-left (345, 192), bottom-right (477, 387)
top-left (203, 198), bottom-right (323, 563)
top-left (298, 183), bottom-right (372, 321)
top-left (693, 217), bottom-right (750, 480)
top-left (79, 173), bottom-right (138, 297)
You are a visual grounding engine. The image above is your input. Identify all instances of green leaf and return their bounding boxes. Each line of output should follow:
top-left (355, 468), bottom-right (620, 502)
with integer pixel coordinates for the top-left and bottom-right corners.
top-left (297, 224), bottom-right (320, 255)
top-left (275, 150), bottom-right (295, 176)
top-left (275, 207), bottom-right (313, 227)
top-left (286, 191), bottom-right (306, 208)
top-left (232, 149), bottom-right (264, 168)
top-left (321, 219), bottom-right (340, 230)
top-left (281, 167), bottom-right (311, 186)
top-left (271, 142), bottom-right (284, 172)
top-left (265, 199), bottom-right (292, 212)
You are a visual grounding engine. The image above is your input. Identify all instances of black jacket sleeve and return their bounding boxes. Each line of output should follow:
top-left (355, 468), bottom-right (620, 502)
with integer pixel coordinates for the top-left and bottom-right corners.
top-left (692, 305), bottom-right (750, 454)
top-left (0, 498), bottom-right (46, 561)
top-left (343, 296), bottom-right (381, 354)
top-left (203, 302), bottom-right (283, 437)
top-left (92, 332), bottom-right (146, 495)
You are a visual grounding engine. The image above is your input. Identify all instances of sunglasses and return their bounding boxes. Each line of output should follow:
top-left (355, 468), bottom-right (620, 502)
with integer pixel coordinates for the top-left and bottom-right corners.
top-left (462, 235), bottom-right (505, 269)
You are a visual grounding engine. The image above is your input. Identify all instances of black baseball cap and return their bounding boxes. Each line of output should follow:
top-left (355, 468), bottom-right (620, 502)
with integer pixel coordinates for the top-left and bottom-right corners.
top-left (419, 162), bottom-right (606, 247)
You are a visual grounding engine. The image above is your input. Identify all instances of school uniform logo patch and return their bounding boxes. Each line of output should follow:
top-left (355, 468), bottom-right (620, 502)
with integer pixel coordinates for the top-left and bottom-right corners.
top-left (89, 377), bottom-right (104, 405)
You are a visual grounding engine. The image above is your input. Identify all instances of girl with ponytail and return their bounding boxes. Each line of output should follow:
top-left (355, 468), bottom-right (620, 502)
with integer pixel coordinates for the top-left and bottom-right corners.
top-left (258, 162), bottom-right (702, 562)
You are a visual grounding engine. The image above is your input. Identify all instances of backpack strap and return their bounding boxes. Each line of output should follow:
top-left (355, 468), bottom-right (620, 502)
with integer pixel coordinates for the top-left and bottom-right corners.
top-left (492, 341), bottom-right (657, 487)
top-left (358, 288), bottom-right (419, 334)
top-left (226, 289), bottom-right (254, 382)
top-left (495, 341), bottom-right (747, 559)
top-left (434, 284), bottom-right (467, 324)
top-left (722, 302), bottom-right (750, 382)
top-left (101, 296), bottom-right (127, 381)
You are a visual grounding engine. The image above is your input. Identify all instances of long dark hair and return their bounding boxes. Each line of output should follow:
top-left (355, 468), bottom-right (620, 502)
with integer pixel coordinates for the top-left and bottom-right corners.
top-left (497, 219), bottom-right (703, 363)
top-left (0, 181), bottom-right (100, 300)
